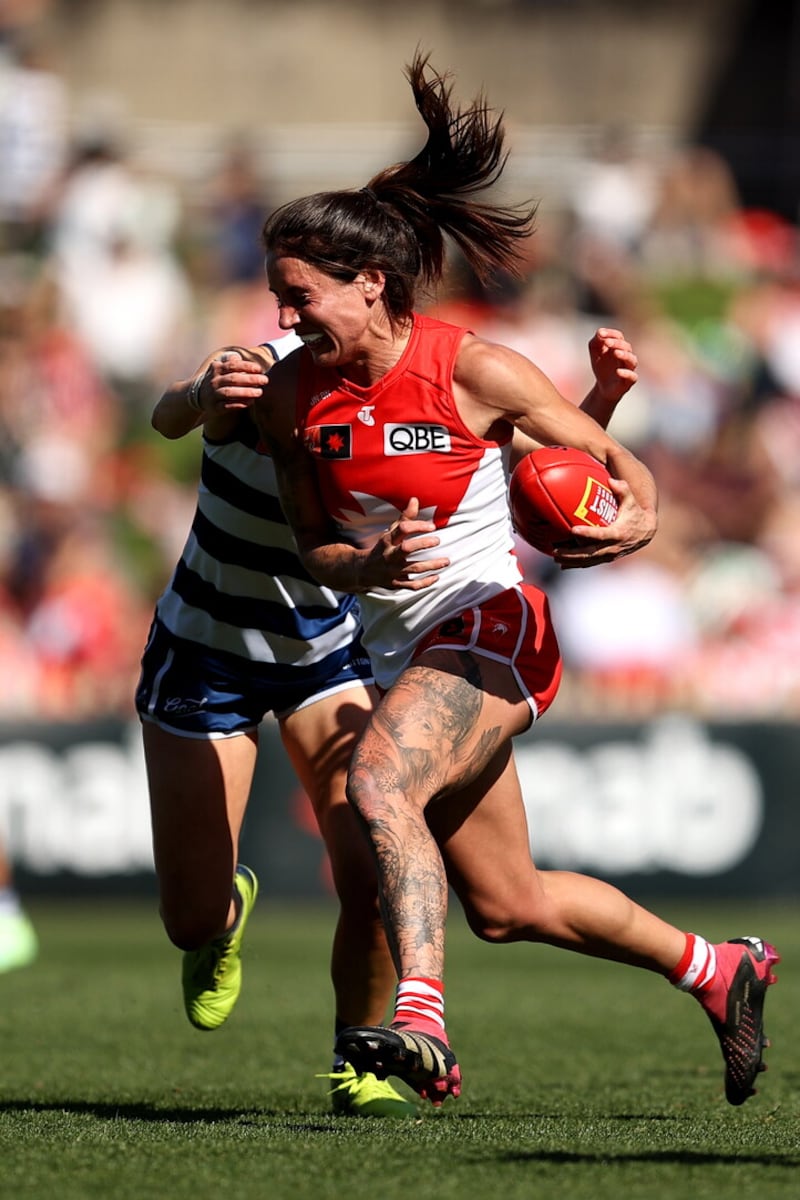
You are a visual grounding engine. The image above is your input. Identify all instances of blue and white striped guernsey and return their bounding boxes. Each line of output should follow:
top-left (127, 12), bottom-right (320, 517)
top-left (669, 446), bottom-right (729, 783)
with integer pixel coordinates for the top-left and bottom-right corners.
top-left (154, 334), bottom-right (361, 670)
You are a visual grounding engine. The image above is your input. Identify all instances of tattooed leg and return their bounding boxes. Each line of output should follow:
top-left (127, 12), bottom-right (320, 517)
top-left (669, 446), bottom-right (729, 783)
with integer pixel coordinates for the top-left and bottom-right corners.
top-left (338, 653), bottom-right (533, 1101)
top-left (346, 653), bottom-right (513, 981)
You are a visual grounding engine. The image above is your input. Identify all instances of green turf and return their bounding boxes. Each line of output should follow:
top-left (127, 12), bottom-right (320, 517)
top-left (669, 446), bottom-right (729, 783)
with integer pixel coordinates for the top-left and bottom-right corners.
top-left (0, 898), bottom-right (797, 1200)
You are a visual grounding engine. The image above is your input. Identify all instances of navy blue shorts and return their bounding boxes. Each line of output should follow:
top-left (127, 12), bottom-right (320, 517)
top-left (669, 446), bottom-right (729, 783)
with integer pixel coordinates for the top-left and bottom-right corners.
top-left (135, 619), bottom-right (374, 738)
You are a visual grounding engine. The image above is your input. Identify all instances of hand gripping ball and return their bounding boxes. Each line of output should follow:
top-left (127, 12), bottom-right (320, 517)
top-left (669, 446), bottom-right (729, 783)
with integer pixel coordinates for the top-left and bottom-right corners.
top-left (509, 446), bottom-right (618, 556)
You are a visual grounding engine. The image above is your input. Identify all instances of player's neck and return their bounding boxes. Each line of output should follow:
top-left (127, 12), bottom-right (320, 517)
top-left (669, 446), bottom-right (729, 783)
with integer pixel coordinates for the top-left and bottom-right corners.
top-left (337, 318), bottom-right (413, 388)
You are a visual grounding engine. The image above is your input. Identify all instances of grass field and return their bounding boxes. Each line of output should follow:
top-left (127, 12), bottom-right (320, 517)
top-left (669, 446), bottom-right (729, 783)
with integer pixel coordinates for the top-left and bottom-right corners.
top-left (0, 896), bottom-right (797, 1200)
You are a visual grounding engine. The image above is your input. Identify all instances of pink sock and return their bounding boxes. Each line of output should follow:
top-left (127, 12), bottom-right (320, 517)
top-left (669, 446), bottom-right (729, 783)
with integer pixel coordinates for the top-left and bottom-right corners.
top-left (392, 977), bottom-right (447, 1040)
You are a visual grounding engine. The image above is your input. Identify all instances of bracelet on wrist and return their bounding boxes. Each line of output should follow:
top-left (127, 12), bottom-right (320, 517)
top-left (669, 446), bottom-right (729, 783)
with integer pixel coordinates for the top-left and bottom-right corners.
top-left (187, 368), bottom-right (207, 413)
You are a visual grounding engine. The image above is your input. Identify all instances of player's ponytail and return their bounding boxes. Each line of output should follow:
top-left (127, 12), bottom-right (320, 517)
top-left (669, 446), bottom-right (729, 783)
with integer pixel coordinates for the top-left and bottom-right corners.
top-left (262, 50), bottom-right (536, 321)
top-left (366, 52), bottom-right (537, 287)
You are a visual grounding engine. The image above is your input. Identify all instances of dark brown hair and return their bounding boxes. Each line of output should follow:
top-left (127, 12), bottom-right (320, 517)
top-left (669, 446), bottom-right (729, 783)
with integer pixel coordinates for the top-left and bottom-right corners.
top-left (261, 51), bottom-right (537, 320)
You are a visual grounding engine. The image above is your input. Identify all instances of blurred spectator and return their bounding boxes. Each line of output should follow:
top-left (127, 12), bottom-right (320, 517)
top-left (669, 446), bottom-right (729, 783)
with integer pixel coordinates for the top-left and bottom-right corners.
top-left (0, 30), bottom-right (68, 250)
top-left (0, 488), bottom-right (44, 716)
top-left (696, 489), bottom-right (800, 716)
top-left (645, 381), bottom-right (781, 546)
top-left (728, 269), bottom-right (800, 403)
top-left (18, 509), bottom-right (150, 718)
top-left (199, 136), bottom-right (284, 349)
top-left (0, 257), bottom-right (152, 717)
top-left (610, 314), bottom-right (722, 454)
top-left (685, 532), bottom-right (800, 717)
top-left (46, 134), bottom-right (192, 421)
top-left (0, 263), bottom-right (121, 499)
top-left (565, 126), bottom-right (659, 321)
top-left (0, 37), bottom-right (798, 724)
top-left (59, 228), bottom-right (193, 420)
top-left (47, 134), bottom-right (180, 270)
top-left (642, 143), bottom-right (744, 280)
top-left (5, 262), bottom-right (119, 416)
top-left (208, 136), bottom-right (274, 287)
top-left (547, 503), bottom-right (707, 718)
top-left (473, 232), bottom-right (593, 401)
top-left (569, 124), bottom-right (658, 255)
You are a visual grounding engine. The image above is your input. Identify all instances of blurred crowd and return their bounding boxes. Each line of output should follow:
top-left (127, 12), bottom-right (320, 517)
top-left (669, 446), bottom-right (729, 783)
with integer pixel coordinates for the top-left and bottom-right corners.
top-left (1, 29), bottom-right (799, 725)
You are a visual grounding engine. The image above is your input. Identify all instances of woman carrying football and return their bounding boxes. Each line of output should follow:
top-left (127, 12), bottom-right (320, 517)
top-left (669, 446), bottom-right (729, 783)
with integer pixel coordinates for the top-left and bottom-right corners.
top-left (141, 319), bottom-right (634, 1117)
top-left (252, 51), bottom-right (779, 1109)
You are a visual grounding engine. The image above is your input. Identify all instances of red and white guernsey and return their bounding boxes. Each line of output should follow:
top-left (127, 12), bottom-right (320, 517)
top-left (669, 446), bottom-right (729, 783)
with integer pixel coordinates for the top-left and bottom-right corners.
top-left (296, 312), bottom-right (523, 687)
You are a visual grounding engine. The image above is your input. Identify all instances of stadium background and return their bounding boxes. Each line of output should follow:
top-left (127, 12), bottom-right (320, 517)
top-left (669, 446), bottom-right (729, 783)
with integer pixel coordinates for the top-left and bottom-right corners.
top-left (0, 0), bottom-right (798, 902)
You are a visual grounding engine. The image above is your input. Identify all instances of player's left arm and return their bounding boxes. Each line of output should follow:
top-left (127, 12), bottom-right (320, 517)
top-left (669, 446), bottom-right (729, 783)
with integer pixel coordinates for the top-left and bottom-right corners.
top-left (509, 327), bottom-right (638, 469)
top-left (456, 336), bottom-right (657, 564)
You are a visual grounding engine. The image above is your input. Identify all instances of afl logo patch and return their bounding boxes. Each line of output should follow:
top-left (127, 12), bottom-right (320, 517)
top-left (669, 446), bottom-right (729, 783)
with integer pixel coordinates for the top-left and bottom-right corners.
top-left (305, 425), bottom-right (352, 459)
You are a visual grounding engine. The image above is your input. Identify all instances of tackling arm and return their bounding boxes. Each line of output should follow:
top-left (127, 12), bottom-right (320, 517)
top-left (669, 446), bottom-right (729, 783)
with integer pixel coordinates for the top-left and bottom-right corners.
top-left (152, 345), bottom-right (274, 440)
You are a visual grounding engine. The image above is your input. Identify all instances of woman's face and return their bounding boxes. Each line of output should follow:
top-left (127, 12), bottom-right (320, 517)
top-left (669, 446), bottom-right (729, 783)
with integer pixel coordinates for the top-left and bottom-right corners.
top-left (266, 254), bottom-right (378, 368)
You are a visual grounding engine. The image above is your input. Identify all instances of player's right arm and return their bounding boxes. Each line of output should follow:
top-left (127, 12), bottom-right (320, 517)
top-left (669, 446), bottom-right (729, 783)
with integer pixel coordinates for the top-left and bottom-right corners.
top-left (152, 346), bottom-right (274, 440)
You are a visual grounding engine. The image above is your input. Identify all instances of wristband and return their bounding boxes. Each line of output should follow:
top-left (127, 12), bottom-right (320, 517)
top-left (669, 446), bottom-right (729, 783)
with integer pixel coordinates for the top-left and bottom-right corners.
top-left (187, 368), bottom-right (207, 412)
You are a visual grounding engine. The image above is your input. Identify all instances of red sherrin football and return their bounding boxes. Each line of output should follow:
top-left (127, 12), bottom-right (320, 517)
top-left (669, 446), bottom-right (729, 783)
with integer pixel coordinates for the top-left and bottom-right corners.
top-left (509, 446), bottom-right (618, 556)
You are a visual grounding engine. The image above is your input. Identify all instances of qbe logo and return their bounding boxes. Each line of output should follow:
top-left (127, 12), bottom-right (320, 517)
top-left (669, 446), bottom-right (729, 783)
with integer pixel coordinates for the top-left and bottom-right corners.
top-left (384, 423), bottom-right (452, 456)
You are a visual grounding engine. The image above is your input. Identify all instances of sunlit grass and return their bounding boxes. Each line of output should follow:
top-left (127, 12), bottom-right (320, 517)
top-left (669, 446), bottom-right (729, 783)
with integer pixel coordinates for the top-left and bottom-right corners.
top-left (0, 898), bottom-right (797, 1199)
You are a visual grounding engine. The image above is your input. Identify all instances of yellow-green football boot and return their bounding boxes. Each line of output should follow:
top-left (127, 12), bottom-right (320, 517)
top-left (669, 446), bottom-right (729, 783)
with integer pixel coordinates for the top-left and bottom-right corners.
top-left (0, 910), bottom-right (38, 974)
top-left (182, 864), bottom-right (258, 1030)
top-left (320, 1062), bottom-right (418, 1117)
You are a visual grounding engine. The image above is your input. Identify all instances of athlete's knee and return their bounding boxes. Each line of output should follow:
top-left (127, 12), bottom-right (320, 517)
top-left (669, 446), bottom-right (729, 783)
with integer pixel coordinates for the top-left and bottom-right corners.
top-left (346, 732), bottom-right (432, 825)
top-left (464, 913), bottom-right (525, 944)
top-left (345, 755), bottom-right (385, 824)
top-left (461, 899), bottom-right (547, 945)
